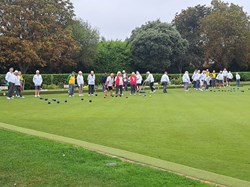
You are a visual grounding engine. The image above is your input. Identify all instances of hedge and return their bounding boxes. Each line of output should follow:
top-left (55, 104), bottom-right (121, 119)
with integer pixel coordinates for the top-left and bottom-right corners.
top-left (1, 72), bottom-right (250, 90)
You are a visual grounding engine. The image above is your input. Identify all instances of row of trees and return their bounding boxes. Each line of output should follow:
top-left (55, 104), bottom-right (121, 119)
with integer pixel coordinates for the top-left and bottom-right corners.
top-left (0, 0), bottom-right (250, 74)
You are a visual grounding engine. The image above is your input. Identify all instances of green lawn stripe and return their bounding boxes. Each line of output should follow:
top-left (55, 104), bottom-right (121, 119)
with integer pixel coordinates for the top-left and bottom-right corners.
top-left (1, 122), bottom-right (249, 187)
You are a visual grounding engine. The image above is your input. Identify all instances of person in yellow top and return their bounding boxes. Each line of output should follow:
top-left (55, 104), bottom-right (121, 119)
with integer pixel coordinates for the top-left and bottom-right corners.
top-left (18, 71), bottom-right (24, 90)
top-left (67, 72), bottom-right (75, 97)
top-left (205, 69), bottom-right (210, 77)
top-left (211, 70), bottom-right (216, 88)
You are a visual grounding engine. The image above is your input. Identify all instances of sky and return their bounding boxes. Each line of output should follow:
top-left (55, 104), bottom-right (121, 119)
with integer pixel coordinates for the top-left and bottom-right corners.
top-left (71, 0), bottom-right (250, 40)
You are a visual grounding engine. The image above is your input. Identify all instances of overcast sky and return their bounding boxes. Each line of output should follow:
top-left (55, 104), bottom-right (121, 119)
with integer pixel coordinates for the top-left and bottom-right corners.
top-left (71, 0), bottom-right (250, 40)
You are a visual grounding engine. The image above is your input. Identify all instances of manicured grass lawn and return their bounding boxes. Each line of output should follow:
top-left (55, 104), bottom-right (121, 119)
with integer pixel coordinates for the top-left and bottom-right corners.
top-left (0, 129), bottom-right (210, 187)
top-left (0, 87), bottom-right (250, 182)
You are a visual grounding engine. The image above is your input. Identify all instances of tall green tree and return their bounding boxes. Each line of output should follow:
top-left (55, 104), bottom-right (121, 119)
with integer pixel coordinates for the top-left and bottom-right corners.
top-left (201, 0), bottom-right (250, 70)
top-left (70, 19), bottom-right (100, 71)
top-left (128, 20), bottom-right (188, 73)
top-left (172, 5), bottom-right (211, 70)
top-left (0, 0), bottom-right (78, 73)
top-left (94, 39), bottom-right (132, 73)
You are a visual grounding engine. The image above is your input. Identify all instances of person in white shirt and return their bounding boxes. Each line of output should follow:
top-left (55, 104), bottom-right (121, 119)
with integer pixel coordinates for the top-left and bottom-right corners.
top-left (144, 71), bottom-right (156, 93)
top-left (87, 71), bottom-right (95, 96)
top-left (205, 75), bottom-right (211, 91)
top-left (182, 71), bottom-right (191, 91)
top-left (192, 69), bottom-right (198, 88)
top-left (222, 68), bottom-right (228, 86)
top-left (105, 73), bottom-right (115, 97)
top-left (122, 70), bottom-right (128, 91)
top-left (160, 71), bottom-right (170, 94)
top-left (136, 71), bottom-right (143, 93)
top-left (33, 70), bottom-right (43, 97)
top-left (77, 71), bottom-right (84, 96)
top-left (216, 71), bottom-right (224, 88)
top-left (14, 70), bottom-right (24, 98)
top-left (194, 70), bottom-right (201, 90)
top-left (199, 71), bottom-right (206, 89)
top-left (5, 67), bottom-right (16, 99)
top-left (236, 72), bottom-right (241, 87)
top-left (227, 71), bottom-right (233, 87)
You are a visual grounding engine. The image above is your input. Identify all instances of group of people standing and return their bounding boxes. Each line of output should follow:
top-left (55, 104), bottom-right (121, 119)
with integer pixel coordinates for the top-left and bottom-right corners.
top-left (4, 68), bottom-right (25, 99)
top-left (182, 68), bottom-right (241, 92)
top-left (67, 70), bottom-right (156, 97)
top-left (3, 67), bottom-right (242, 99)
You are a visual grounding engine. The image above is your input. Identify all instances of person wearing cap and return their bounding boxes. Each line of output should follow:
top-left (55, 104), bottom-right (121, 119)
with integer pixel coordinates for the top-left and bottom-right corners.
top-left (115, 71), bottom-right (124, 96)
top-left (160, 71), bottom-right (170, 94)
top-left (144, 71), bottom-right (156, 93)
top-left (5, 67), bottom-right (16, 99)
top-left (77, 71), bottom-right (84, 96)
top-left (129, 72), bottom-right (137, 95)
top-left (87, 71), bottom-right (95, 96)
top-left (105, 73), bottom-right (115, 97)
top-left (33, 70), bottom-right (43, 97)
top-left (122, 70), bottom-right (128, 91)
top-left (67, 71), bottom-right (75, 97)
top-left (14, 70), bottom-right (24, 98)
top-left (182, 71), bottom-right (191, 91)
top-left (136, 71), bottom-right (143, 93)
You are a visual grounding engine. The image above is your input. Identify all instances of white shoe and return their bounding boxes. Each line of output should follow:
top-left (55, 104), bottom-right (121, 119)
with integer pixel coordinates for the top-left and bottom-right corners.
top-left (153, 90), bottom-right (156, 93)
top-left (7, 97), bottom-right (11, 100)
top-left (35, 95), bottom-right (37, 97)
top-left (69, 95), bottom-right (72, 97)
top-left (37, 95), bottom-right (40, 97)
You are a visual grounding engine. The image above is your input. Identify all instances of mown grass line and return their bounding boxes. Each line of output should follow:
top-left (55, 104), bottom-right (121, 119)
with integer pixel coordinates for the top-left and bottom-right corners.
top-left (1, 122), bottom-right (249, 187)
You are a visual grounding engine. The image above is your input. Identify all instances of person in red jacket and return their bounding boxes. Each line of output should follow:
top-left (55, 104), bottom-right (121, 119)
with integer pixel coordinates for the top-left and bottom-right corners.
top-left (115, 71), bottom-right (124, 96)
top-left (129, 72), bottom-right (137, 95)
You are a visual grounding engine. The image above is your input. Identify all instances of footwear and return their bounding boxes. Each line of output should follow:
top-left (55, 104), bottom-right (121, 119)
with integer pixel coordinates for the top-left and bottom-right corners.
top-left (69, 95), bottom-right (72, 97)
top-left (21, 96), bottom-right (25, 98)
top-left (6, 97), bottom-right (11, 100)
top-left (37, 95), bottom-right (40, 97)
top-left (153, 90), bottom-right (156, 93)
top-left (35, 95), bottom-right (37, 97)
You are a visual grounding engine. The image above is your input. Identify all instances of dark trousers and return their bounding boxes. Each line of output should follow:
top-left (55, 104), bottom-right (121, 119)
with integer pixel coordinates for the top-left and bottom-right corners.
top-left (116, 85), bottom-right (123, 95)
top-left (212, 78), bottom-right (216, 87)
top-left (195, 81), bottom-right (200, 89)
top-left (88, 85), bottom-right (94, 94)
top-left (102, 83), bottom-right (106, 92)
top-left (162, 82), bottom-right (168, 93)
top-left (124, 81), bottom-right (128, 91)
top-left (236, 80), bottom-right (240, 87)
top-left (205, 83), bottom-right (209, 90)
top-left (193, 81), bottom-right (196, 88)
top-left (150, 82), bottom-right (155, 92)
top-left (15, 85), bottom-right (22, 97)
top-left (8, 82), bottom-right (15, 98)
top-left (69, 84), bottom-right (75, 96)
top-left (130, 84), bottom-right (136, 94)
